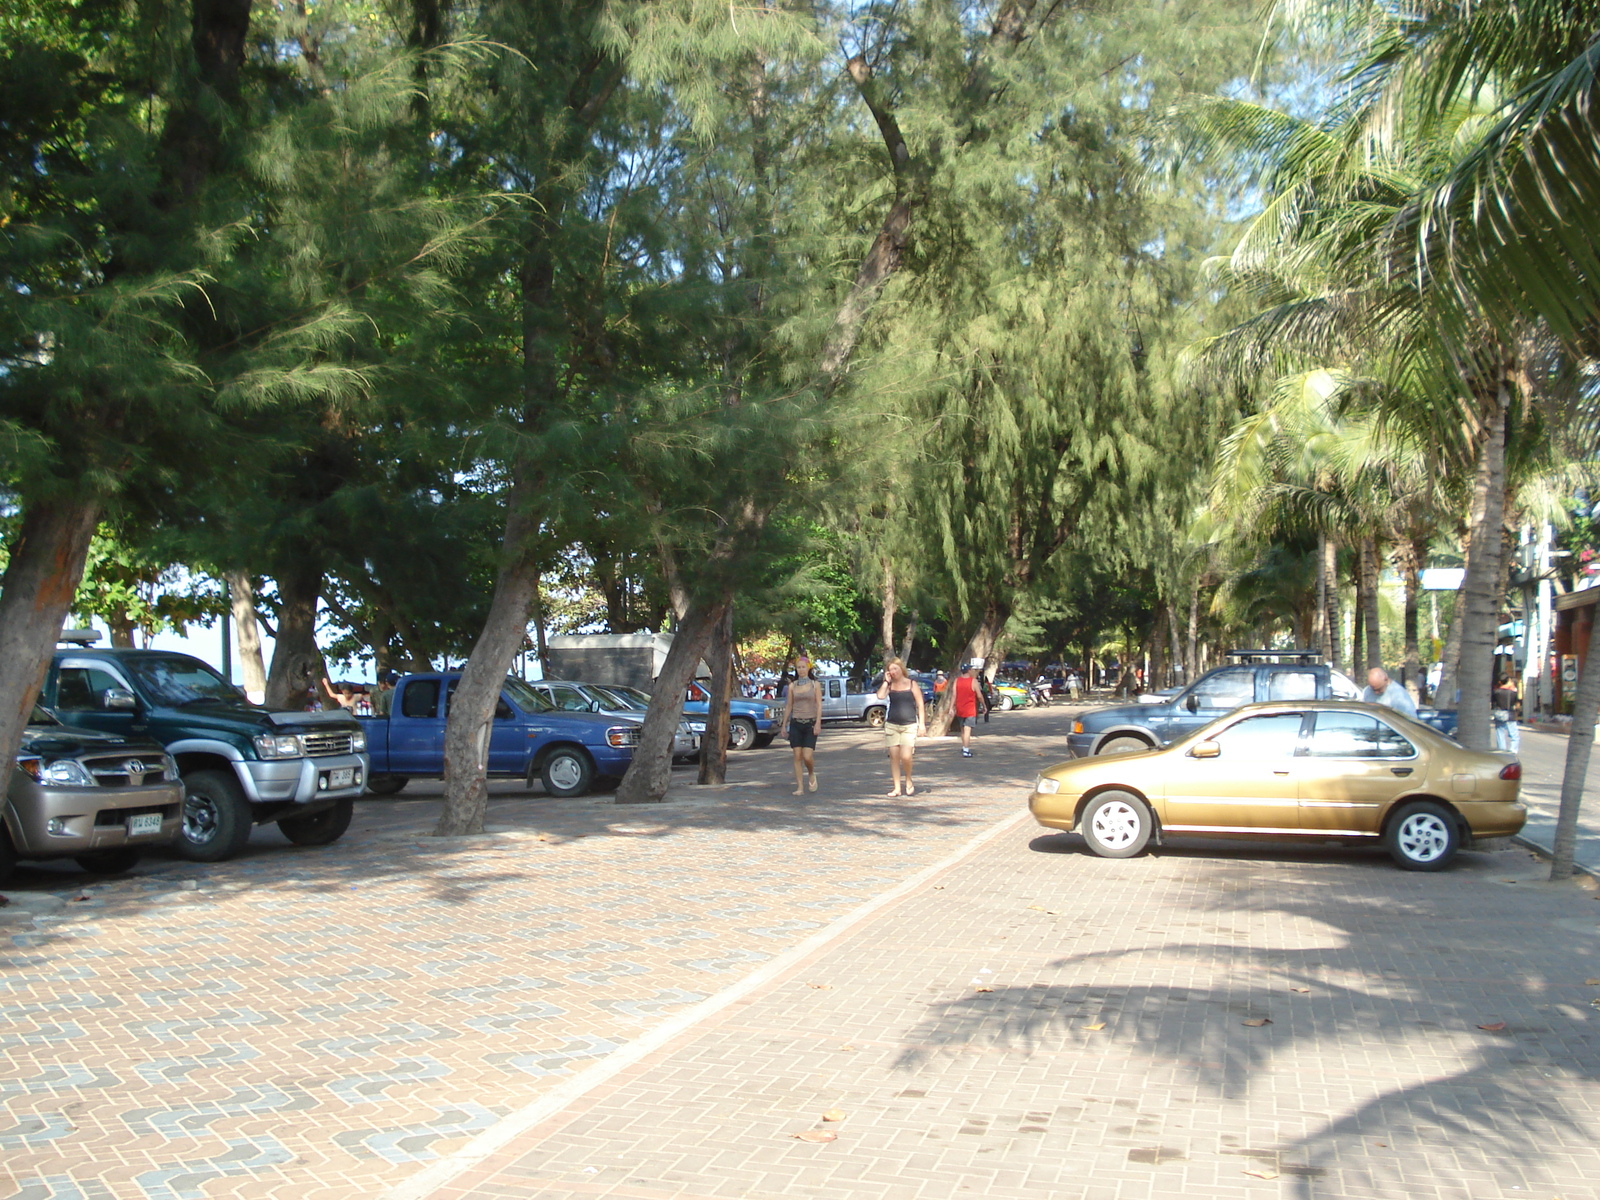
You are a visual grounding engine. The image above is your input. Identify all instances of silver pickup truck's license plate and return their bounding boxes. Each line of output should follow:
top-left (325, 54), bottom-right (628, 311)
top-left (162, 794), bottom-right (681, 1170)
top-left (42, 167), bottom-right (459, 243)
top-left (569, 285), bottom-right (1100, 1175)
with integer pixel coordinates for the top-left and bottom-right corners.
top-left (328, 767), bottom-right (355, 789)
top-left (127, 813), bottom-right (163, 836)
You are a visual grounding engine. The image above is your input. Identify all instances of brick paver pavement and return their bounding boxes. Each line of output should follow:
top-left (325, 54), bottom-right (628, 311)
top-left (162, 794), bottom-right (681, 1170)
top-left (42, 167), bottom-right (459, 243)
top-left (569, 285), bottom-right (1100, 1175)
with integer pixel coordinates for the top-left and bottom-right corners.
top-left (1, 712), bottom-right (1051, 1200)
top-left (1510, 729), bottom-right (1600, 876)
top-left (411, 747), bottom-right (1600, 1200)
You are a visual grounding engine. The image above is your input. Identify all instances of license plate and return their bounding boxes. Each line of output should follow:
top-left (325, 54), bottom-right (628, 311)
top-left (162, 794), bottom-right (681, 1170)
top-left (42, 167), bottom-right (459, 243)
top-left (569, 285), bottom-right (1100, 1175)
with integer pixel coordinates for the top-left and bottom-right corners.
top-left (127, 813), bottom-right (163, 837)
top-left (328, 767), bottom-right (355, 789)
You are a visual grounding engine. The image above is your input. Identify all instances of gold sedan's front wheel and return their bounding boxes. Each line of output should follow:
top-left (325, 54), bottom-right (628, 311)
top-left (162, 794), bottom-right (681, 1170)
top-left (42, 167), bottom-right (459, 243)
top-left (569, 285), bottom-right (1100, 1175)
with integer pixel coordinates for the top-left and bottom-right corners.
top-left (1080, 790), bottom-right (1154, 859)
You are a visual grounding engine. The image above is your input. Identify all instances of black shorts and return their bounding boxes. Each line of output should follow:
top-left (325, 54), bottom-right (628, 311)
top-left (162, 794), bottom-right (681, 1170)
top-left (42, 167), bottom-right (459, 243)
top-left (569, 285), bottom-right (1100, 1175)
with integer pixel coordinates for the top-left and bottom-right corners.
top-left (788, 718), bottom-right (818, 749)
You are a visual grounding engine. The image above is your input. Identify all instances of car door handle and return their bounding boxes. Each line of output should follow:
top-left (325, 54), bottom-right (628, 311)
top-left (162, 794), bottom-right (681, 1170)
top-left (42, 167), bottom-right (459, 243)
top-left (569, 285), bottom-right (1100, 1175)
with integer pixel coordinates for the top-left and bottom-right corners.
top-left (1390, 767), bottom-right (1413, 776)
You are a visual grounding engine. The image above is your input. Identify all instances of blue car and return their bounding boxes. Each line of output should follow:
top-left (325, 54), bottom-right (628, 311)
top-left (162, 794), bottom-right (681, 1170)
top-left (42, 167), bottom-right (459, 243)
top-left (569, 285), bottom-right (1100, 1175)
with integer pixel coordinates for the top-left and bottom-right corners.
top-left (361, 673), bottom-right (638, 796)
top-left (681, 680), bottom-right (780, 750)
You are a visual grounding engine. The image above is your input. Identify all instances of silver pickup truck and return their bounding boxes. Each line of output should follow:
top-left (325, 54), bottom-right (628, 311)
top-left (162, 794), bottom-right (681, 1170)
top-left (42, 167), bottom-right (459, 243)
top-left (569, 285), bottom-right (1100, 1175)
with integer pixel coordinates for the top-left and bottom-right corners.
top-left (805, 676), bottom-right (888, 728)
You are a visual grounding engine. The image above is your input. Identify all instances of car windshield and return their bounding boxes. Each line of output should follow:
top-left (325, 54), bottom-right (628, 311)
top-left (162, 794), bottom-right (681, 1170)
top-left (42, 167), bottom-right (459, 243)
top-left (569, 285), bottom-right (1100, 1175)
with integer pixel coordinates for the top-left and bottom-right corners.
top-left (502, 676), bottom-right (555, 713)
top-left (125, 656), bottom-right (249, 707)
top-left (593, 685), bottom-right (647, 712)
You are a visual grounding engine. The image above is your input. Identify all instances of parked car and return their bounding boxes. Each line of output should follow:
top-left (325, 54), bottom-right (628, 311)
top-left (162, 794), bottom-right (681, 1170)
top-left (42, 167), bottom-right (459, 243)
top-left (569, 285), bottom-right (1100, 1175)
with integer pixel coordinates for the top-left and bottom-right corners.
top-left (361, 673), bottom-right (636, 797)
top-left (680, 681), bottom-right (779, 750)
top-left (1029, 700), bottom-right (1525, 870)
top-left (1067, 656), bottom-right (1363, 757)
top-left (991, 681), bottom-right (1031, 711)
top-left (1, 705), bottom-right (185, 884)
top-left (528, 680), bottom-right (700, 761)
top-left (43, 635), bottom-right (367, 862)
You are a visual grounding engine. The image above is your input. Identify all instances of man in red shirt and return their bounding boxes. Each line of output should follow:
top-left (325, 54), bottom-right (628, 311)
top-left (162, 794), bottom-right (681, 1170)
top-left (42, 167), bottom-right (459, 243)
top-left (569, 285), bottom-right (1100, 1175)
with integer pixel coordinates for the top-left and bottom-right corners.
top-left (952, 661), bottom-right (985, 757)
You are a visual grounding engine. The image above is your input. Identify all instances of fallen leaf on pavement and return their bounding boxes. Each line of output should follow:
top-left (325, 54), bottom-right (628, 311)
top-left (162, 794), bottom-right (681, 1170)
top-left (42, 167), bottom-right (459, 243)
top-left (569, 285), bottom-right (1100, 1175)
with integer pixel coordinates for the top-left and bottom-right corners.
top-left (1476, 1021), bottom-right (1507, 1032)
top-left (1290, 987), bottom-right (1311, 993)
top-left (806, 983), bottom-right (832, 989)
top-left (822, 1109), bottom-right (846, 1122)
top-left (838, 1044), bottom-right (857, 1051)
top-left (1242, 1018), bottom-right (1272, 1027)
top-left (1242, 1166), bottom-right (1280, 1180)
top-left (791, 1130), bottom-right (837, 1143)
top-left (1083, 1022), bottom-right (1106, 1031)
top-left (975, 986), bottom-right (994, 993)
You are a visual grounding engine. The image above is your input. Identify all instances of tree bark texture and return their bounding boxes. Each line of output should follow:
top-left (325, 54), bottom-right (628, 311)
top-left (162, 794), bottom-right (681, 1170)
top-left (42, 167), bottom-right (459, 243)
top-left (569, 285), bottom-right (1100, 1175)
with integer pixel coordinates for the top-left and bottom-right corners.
top-left (1451, 386), bottom-right (1510, 749)
top-left (1395, 536), bottom-right (1425, 701)
top-left (436, 471), bottom-right (543, 836)
top-left (697, 601), bottom-right (735, 785)
top-left (1360, 537), bottom-right (1382, 671)
top-left (227, 571), bottom-right (268, 700)
top-left (264, 561), bottom-right (325, 711)
top-left (0, 500), bottom-right (102, 796)
top-left (617, 595), bottom-right (726, 804)
top-left (1150, 600), bottom-right (1168, 691)
top-left (530, 569), bottom-right (549, 666)
top-left (898, 611), bottom-right (917, 665)
top-left (1551, 599), bottom-right (1600, 879)
top-left (1186, 590), bottom-right (1200, 683)
top-left (1351, 561), bottom-right (1366, 680)
top-left (880, 563), bottom-right (897, 663)
top-left (1323, 538), bottom-right (1343, 672)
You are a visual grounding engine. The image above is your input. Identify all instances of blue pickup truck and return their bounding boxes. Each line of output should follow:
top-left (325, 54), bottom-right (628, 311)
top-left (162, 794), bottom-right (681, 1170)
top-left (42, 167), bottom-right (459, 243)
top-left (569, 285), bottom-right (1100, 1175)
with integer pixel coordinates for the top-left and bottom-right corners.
top-left (681, 681), bottom-right (780, 750)
top-left (360, 674), bottom-right (639, 797)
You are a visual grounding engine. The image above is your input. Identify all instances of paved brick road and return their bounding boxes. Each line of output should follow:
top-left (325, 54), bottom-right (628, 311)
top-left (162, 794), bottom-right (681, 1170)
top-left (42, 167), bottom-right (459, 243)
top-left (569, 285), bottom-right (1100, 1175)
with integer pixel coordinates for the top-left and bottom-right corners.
top-left (1, 713), bottom-right (1044, 1200)
top-left (7, 709), bottom-right (1600, 1200)
top-left (1511, 729), bottom-right (1600, 876)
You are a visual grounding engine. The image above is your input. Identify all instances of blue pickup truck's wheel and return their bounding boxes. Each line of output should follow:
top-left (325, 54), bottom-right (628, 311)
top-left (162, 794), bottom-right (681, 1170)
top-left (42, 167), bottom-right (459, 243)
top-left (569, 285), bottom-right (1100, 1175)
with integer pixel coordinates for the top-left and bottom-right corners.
top-left (1096, 735), bottom-right (1150, 755)
top-left (175, 769), bottom-right (254, 862)
top-left (728, 718), bottom-right (757, 751)
top-left (279, 797), bottom-right (354, 846)
top-left (366, 775), bottom-right (408, 796)
top-left (541, 748), bottom-right (595, 797)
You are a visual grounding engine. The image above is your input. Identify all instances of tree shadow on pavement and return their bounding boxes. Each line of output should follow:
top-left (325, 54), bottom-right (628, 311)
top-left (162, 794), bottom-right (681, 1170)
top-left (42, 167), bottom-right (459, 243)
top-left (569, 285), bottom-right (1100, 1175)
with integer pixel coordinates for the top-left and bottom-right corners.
top-left (891, 841), bottom-right (1600, 1196)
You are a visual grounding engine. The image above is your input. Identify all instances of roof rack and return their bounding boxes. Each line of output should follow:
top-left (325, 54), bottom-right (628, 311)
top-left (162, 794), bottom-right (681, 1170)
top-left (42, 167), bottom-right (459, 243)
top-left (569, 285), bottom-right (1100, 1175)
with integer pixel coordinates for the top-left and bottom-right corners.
top-left (1225, 648), bottom-right (1322, 664)
top-left (58, 628), bottom-right (102, 646)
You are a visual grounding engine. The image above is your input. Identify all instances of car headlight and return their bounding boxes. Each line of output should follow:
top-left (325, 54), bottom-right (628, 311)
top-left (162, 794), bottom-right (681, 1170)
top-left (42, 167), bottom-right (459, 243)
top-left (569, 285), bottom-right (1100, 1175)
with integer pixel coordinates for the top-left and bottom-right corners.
top-left (351, 728), bottom-right (367, 753)
top-left (253, 733), bottom-right (304, 759)
top-left (1034, 776), bottom-right (1062, 794)
top-left (41, 759), bottom-right (95, 787)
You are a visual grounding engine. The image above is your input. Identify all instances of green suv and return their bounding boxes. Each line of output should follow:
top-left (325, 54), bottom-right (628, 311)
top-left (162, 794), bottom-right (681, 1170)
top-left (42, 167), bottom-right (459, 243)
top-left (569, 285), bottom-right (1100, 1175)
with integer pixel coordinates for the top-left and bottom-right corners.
top-left (42, 635), bottom-right (369, 862)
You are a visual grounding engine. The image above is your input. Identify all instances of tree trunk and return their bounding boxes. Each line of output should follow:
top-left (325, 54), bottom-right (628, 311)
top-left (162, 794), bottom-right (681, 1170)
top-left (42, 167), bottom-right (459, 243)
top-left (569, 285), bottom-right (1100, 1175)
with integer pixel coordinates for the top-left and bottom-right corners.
top-left (880, 563), bottom-right (897, 663)
top-left (1323, 538), bottom-right (1343, 672)
top-left (1360, 536), bottom-right (1382, 670)
top-left (0, 499), bottom-right (102, 788)
top-left (1351, 560), bottom-right (1366, 680)
top-left (698, 601), bottom-right (735, 785)
top-left (1150, 600), bottom-right (1168, 691)
top-left (1186, 589), bottom-right (1200, 682)
top-left (617, 594), bottom-right (726, 804)
top-left (1434, 582), bottom-right (1467, 710)
top-left (898, 609), bottom-right (917, 664)
top-left (1551, 598), bottom-right (1600, 879)
top-left (1395, 536), bottom-right (1425, 702)
top-left (1451, 385), bottom-right (1510, 749)
top-left (264, 561), bottom-right (325, 711)
top-left (436, 470), bottom-right (543, 836)
top-left (927, 603), bottom-right (1009, 737)
top-left (227, 571), bottom-right (268, 701)
top-left (529, 568), bottom-right (549, 669)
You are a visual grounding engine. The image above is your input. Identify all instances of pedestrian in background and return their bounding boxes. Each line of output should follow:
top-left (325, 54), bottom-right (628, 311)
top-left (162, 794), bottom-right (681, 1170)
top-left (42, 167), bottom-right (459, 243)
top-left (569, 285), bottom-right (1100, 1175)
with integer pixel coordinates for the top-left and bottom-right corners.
top-left (1363, 667), bottom-right (1419, 719)
top-left (952, 660), bottom-right (985, 757)
top-left (779, 655), bottom-right (823, 794)
top-left (876, 657), bottom-right (926, 796)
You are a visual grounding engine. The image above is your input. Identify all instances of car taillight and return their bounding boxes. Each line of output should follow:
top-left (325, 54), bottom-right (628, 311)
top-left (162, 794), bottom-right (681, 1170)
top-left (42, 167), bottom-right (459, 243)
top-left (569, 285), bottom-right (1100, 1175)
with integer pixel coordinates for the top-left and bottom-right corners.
top-left (1499, 763), bottom-right (1521, 781)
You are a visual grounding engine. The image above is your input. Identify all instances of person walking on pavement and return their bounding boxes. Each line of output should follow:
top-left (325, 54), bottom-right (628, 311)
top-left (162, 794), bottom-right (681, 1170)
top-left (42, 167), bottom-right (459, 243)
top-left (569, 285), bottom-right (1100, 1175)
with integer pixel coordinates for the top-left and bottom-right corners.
top-left (876, 657), bottom-right (926, 796)
top-left (1362, 666), bottom-right (1419, 719)
top-left (779, 655), bottom-right (823, 795)
top-left (952, 660), bottom-right (985, 757)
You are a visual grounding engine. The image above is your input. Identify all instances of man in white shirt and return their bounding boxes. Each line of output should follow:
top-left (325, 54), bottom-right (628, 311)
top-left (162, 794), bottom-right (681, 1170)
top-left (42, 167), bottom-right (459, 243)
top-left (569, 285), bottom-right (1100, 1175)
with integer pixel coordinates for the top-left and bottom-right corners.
top-left (1362, 667), bottom-right (1418, 719)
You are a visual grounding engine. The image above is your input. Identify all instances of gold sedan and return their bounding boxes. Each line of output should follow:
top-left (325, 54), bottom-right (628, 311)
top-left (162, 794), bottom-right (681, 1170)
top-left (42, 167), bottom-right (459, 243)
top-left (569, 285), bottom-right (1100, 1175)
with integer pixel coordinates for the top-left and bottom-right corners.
top-left (1028, 701), bottom-right (1525, 870)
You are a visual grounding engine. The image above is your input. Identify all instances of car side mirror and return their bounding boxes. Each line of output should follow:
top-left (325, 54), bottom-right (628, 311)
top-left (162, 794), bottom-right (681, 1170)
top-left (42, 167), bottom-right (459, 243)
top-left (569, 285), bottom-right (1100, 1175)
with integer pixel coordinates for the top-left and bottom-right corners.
top-left (101, 687), bottom-right (137, 711)
top-left (1185, 694), bottom-right (1200, 713)
top-left (1189, 741), bottom-right (1220, 759)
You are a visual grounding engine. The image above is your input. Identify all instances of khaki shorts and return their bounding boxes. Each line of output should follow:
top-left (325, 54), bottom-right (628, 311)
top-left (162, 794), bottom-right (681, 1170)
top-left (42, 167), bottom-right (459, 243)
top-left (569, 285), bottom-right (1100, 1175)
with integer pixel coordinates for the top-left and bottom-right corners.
top-left (884, 721), bottom-right (918, 750)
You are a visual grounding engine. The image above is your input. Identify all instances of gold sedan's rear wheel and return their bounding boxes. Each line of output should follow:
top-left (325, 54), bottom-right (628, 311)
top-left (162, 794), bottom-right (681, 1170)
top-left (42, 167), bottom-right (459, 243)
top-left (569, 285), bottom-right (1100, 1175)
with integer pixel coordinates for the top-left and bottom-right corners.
top-left (1080, 790), bottom-right (1153, 859)
top-left (1387, 800), bottom-right (1460, 871)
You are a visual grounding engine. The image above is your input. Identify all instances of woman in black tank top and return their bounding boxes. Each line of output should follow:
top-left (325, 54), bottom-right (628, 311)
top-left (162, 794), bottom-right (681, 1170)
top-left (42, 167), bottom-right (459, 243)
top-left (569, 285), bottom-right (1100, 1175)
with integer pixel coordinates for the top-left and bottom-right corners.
top-left (875, 658), bottom-right (926, 797)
